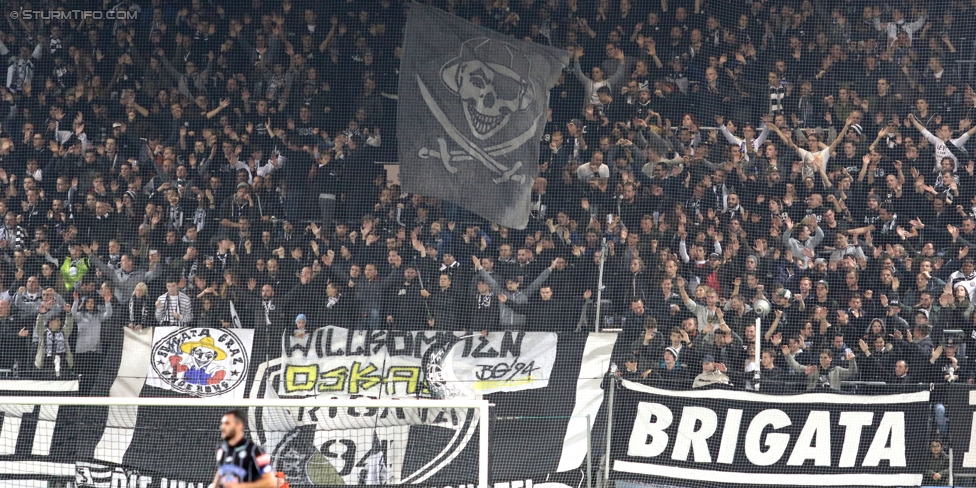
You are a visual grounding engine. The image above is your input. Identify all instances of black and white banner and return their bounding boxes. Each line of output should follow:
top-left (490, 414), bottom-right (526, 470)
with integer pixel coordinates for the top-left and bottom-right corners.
top-left (946, 384), bottom-right (976, 474)
top-left (278, 327), bottom-right (558, 398)
top-left (254, 331), bottom-right (615, 485)
top-left (611, 380), bottom-right (930, 487)
top-left (0, 328), bottom-right (614, 487)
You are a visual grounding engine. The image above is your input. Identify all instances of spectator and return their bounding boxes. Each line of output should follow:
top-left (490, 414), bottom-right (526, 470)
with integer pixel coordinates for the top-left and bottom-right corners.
top-left (783, 346), bottom-right (858, 390)
top-left (127, 283), bottom-right (152, 331)
top-left (69, 289), bottom-right (112, 389)
top-left (467, 278), bottom-right (502, 335)
top-left (923, 439), bottom-right (950, 486)
top-left (755, 348), bottom-right (789, 394)
top-left (692, 354), bottom-right (731, 388)
top-left (155, 277), bottom-right (193, 326)
top-left (33, 310), bottom-right (72, 377)
top-left (651, 347), bottom-right (689, 387)
top-left (0, 299), bottom-right (31, 373)
top-left (85, 243), bottom-right (161, 303)
top-left (472, 256), bottom-right (553, 330)
top-left (509, 286), bottom-right (590, 333)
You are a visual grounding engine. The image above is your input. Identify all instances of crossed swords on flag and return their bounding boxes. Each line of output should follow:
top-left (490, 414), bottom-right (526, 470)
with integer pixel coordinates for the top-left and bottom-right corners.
top-left (415, 74), bottom-right (538, 185)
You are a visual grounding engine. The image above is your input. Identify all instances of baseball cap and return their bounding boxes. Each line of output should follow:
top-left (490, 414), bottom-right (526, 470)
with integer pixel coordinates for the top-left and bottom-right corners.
top-left (709, 252), bottom-right (721, 259)
top-left (777, 289), bottom-right (792, 300)
top-left (813, 258), bottom-right (826, 265)
top-left (916, 309), bottom-right (929, 319)
top-left (702, 355), bottom-right (715, 363)
top-left (889, 299), bottom-right (900, 307)
top-left (569, 118), bottom-right (583, 127)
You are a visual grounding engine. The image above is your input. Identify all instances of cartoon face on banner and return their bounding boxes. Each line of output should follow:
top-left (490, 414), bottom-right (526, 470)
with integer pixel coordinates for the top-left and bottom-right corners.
top-left (150, 327), bottom-right (249, 397)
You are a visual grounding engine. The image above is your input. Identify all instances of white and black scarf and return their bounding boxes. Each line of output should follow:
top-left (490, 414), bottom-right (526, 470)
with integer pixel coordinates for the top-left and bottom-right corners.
top-left (45, 328), bottom-right (66, 357)
top-left (768, 85), bottom-right (785, 113)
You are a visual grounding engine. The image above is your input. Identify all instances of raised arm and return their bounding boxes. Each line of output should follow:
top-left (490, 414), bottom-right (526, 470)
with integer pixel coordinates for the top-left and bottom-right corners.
top-left (718, 123), bottom-right (744, 146)
top-left (768, 123), bottom-right (796, 149)
top-left (826, 115), bottom-right (855, 154)
top-left (472, 256), bottom-right (502, 294)
top-left (571, 56), bottom-right (590, 85)
top-left (753, 122), bottom-right (771, 149)
top-left (98, 299), bottom-right (113, 322)
top-left (909, 113), bottom-right (943, 146)
top-left (524, 265), bottom-right (554, 295)
top-left (781, 346), bottom-right (807, 373)
top-left (605, 51), bottom-right (628, 89)
top-left (87, 254), bottom-right (119, 285)
top-left (837, 352), bottom-right (858, 380)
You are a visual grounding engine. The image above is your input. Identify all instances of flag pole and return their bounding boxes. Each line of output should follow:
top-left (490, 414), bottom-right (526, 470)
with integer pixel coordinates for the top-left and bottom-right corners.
top-left (754, 317), bottom-right (761, 390)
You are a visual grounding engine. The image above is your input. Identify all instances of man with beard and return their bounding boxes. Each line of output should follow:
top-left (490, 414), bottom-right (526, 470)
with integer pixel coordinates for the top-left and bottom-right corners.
top-left (212, 410), bottom-right (275, 488)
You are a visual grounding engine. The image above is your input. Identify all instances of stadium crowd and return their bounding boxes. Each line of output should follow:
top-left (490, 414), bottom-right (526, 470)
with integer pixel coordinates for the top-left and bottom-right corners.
top-left (0, 0), bottom-right (975, 457)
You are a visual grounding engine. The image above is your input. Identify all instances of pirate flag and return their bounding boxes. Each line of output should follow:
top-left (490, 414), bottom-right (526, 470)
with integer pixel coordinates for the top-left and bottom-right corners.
top-left (398, 3), bottom-right (570, 229)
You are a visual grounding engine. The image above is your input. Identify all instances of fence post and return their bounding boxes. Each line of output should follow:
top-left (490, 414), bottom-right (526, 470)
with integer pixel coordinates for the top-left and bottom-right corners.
top-left (586, 414), bottom-right (593, 488)
top-left (603, 378), bottom-right (615, 486)
top-left (950, 446), bottom-right (955, 487)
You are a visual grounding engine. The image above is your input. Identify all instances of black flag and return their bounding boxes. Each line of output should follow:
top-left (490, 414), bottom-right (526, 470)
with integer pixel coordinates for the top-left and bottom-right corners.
top-left (397, 4), bottom-right (570, 229)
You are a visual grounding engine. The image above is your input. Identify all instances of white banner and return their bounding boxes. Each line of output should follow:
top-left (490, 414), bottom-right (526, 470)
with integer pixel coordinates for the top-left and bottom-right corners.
top-left (280, 327), bottom-right (557, 398)
top-left (146, 326), bottom-right (253, 399)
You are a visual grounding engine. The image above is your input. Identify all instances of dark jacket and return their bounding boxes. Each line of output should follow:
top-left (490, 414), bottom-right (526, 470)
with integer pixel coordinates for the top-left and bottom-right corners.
top-left (923, 451), bottom-right (950, 486)
top-left (383, 278), bottom-right (426, 330)
top-left (466, 292), bottom-right (501, 332)
top-left (509, 296), bottom-right (586, 332)
top-left (427, 287), bottom-right (459, 330)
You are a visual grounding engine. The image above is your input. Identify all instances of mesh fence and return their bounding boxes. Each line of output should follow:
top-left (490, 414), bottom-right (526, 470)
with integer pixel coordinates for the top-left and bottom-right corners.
top-left (0, 0), bottom-right (975, 486)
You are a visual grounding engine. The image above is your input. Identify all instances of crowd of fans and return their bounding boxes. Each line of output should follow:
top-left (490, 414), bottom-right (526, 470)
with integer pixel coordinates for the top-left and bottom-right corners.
top-left (1, 0), bottom-right (976, 467)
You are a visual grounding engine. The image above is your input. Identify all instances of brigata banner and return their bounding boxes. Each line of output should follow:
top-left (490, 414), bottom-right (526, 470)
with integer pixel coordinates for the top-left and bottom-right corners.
top-left (611, 380), bottom-right (930, 487)
top-left (278, 327), bottom-right (557, 398)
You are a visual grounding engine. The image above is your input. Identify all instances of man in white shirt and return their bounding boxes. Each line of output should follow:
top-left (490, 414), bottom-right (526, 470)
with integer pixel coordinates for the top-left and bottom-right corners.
top-left (576, 151), bottom-right (610, 183)
top-left (770, 113), bottom-right (856, 178)
top-left (874, 7), bottom-right (925, 44)
top-left (909, 113), bottom-right (976, 173)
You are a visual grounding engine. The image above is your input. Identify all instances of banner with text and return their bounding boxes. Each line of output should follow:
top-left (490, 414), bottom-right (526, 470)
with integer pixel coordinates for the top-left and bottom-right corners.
top-left (611, 380), bottom-right (930, 487)
top-left (146, 326), bottom-right (254, 400)
top-left (0, 328), bottom-right (611, 487)
top-left (278, 327), bottom-right (557, 398)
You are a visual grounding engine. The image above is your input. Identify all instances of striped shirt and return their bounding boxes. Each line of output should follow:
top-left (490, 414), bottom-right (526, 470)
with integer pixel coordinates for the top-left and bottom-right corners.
top-left (155, 292), bottom-right (193, 326)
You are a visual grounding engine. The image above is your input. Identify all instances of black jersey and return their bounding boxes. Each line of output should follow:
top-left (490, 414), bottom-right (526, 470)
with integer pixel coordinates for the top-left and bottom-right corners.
top-left (215, 438), bottom-right (272, 486)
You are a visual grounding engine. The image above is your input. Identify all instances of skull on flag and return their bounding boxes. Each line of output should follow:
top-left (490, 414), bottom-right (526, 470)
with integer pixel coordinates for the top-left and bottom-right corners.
top-left (441, 38), bottom-right (535, 141)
